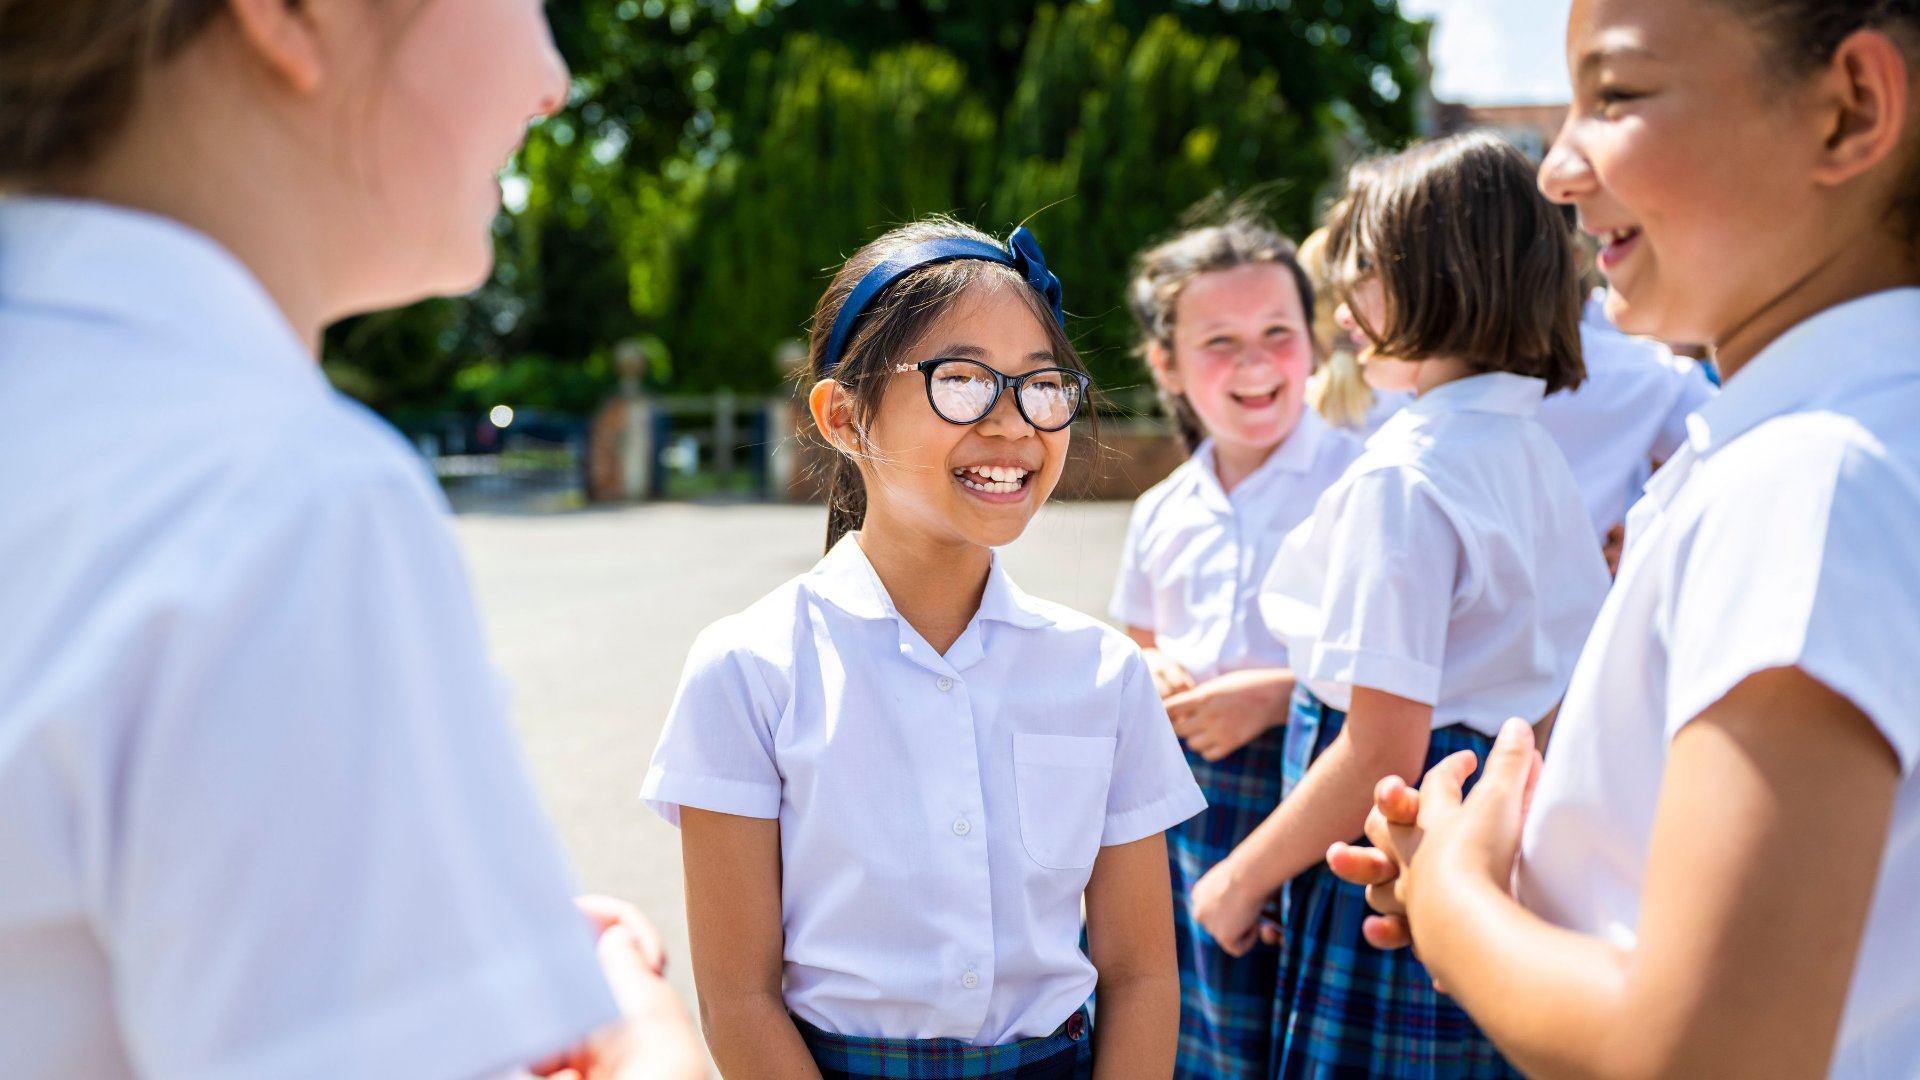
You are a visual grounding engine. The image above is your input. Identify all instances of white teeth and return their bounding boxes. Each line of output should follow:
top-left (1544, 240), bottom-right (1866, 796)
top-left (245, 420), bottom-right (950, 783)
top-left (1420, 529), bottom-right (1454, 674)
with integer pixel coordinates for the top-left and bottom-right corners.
top-left (954, 465), bottom-right (1030, 494)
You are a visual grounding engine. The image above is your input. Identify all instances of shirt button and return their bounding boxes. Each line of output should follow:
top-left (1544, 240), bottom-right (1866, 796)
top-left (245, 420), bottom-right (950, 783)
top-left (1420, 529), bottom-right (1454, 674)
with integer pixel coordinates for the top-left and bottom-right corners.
top-left (953, 818), bottom-right (971, 837)
top-left (935, 676), bottom-right (955, 692)
top-left (961, 971), bottom-right (980, 990)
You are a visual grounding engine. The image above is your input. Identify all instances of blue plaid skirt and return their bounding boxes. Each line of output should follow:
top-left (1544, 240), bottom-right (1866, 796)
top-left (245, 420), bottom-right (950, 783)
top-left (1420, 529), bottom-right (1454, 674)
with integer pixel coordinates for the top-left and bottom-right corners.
top-left (796, 1007), bottom-right (1093, 1079)
top-left (1169, 725), bottom-right (1286, 1078)
top-left (1272, 692), bottom-right (1523, 1080)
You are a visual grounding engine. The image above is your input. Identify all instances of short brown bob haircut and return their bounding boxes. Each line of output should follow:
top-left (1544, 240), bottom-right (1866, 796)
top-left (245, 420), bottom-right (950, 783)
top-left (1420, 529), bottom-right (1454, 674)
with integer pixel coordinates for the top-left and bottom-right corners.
top-left (1326, 131), bottom-right (1586, 394)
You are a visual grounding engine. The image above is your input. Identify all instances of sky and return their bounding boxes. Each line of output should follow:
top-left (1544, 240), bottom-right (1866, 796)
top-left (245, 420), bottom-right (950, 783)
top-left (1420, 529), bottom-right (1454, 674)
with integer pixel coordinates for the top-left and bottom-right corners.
top-left (1399, 0), bottom-right (1574, 106)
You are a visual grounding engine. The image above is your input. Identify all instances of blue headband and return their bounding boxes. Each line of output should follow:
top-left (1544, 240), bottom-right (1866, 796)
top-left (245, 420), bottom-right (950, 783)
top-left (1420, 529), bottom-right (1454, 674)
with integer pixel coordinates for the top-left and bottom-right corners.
top-left (821, 226), bottom-right (1065, 376)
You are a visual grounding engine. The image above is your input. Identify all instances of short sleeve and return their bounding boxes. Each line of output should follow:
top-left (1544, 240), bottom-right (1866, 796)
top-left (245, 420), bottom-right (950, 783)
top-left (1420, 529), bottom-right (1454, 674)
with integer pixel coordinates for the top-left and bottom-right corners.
top-left (1651, 358), bottom-right (1717, 462)
top-left (1301, 470), bottom-right (1464, 705)
top-left (110, 473), bottom-right (617, 1080)
top-left (1100, 651), bottom-right (1207, 846)
top-left (1108, 501), bottom-right (1157, 631)
top-left (1667, 435), bottom-right (1920, 774)
top-left (641, 621), bottom-right (785, 826)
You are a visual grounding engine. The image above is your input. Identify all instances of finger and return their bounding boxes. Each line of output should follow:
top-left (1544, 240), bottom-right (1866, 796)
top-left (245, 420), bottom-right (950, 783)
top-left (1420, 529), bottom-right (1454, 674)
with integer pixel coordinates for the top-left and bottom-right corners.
top-left (1363, 882), bottom-right (1407, 917)
top-left (1373, 774), bottom-right (1420, 826)
top-left (597, 924), bottom-right (667, 1009)
top-left (1417, 748), bottom-right (1480, 810)
top-left (1218, 929), bottom-right (1256, 958)
top-left (1326, 842), bottom-right (1398, 887)
top-left (1258, 923), bottom-right (1283, 946)
top-left (1519, 746), bottom-right (1545, 822)
top-left (1361, 914), bottom-right (1413, 951)
top-left (576, 895), bottom-right (667, 974)
top-left (1466, 719), bottom-right (1539, 821)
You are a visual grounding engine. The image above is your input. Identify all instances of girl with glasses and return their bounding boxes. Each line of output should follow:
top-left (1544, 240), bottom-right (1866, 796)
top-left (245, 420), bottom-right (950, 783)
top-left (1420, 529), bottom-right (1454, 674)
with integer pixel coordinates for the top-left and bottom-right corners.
top-left (1110, 216), bottom-right (1364, 1078)
top-left (645, 217), bottom-right (1206, 1079)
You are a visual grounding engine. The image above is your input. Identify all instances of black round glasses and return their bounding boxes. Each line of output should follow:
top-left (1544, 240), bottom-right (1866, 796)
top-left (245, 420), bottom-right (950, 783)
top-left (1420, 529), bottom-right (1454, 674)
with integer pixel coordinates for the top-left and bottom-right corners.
top-left (892, 358), bottom-right (1090, 432)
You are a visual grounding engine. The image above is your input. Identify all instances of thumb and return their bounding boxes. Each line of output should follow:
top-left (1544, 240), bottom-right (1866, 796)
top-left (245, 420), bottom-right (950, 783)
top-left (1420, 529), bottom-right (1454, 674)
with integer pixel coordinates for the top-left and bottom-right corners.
top-left (1467, 718), bottom-right (1539, 819)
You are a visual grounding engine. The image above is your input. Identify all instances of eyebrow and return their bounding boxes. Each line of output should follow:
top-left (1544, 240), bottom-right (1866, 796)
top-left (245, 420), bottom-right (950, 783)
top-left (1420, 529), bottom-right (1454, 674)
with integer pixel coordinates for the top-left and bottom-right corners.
top-left (1189, 312), bottom-right (1299, 334)
top-left (936, 343), bottom-right (1057, 364)
top-left (1575, 38), bottom-right (1660, 78)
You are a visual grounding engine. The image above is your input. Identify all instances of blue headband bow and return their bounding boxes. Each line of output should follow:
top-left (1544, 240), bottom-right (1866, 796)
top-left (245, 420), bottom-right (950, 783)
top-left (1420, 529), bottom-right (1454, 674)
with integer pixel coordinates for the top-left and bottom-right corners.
top-left (821, 226), bottom-right (1065, 377)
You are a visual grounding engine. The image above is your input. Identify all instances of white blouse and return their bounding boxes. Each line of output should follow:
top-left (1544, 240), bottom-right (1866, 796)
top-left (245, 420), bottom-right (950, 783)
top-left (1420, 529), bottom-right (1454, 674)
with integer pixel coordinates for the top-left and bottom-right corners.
top-left (0, 198), bottom-right (615, 1080)
top-left (1519, 290), bottom-right (1920, 1079)
top-left (1111, 409), bottom-right (1362, 682)
top-left (1261, 372), bottom-right (1611, 734)
top-left (645, 537), bottom-right (1206, 1045)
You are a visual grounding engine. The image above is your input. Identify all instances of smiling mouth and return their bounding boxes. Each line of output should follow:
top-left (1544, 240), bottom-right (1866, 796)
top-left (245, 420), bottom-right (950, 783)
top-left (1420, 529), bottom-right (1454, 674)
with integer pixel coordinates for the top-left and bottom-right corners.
top-left (1596, 226), bottom-right (1643, 270)
top-left (954, 465), bottom-right (1033, 495)
top-left (1229, 387), bottom-right (1281, 409)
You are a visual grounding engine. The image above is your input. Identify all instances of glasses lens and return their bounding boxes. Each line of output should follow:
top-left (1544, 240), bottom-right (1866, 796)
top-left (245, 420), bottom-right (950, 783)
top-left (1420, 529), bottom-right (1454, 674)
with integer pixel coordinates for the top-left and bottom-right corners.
top-left (927, 360), bottom-right (1000, 424)
top-left (1018, 370), bottom-right (1082, 431)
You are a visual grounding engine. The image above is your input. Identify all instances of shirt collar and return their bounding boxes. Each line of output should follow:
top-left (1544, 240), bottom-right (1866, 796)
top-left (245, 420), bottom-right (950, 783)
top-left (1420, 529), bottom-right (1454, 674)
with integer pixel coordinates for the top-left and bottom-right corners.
top-left (809, 534), bottom-right (1052, 631)
top-left (0, 196), bottom-right (316, 384)
top-left (1407, 371), bottom-right (1547, 419)
top-left (1187, 406), bottom-right (1331, 511)
top-left (1685, 288), bottom-right (1920, 459)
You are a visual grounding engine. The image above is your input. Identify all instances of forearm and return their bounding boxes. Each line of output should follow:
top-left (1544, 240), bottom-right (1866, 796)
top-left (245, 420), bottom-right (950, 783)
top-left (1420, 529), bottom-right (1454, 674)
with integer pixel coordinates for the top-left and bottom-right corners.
top-left (697, 990), bottom-right (822, 1080)
top-left (1227, 725), bottom-right (1425, 894)
top-left (1089, 970), bottom-right (1180, 1080)
top-left (1414, 877), bottom-right (1649, 1080)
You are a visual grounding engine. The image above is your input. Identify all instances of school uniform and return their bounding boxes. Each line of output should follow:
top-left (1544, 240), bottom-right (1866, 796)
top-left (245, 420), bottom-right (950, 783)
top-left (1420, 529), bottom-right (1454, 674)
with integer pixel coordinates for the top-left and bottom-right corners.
top-left (645, 536), bottom-right (1206, 1078)
top-left (1261, 371), bottom-right (1611, 1079)
top-left (1518, 290), bottom-right (1920, 1080)
top-left (1110, 410), bottom-right (1361, 1079)
top-left (0, 199), bottom-right (616, 1079)
top-left (1535, 294), bottom-right (1719, 541)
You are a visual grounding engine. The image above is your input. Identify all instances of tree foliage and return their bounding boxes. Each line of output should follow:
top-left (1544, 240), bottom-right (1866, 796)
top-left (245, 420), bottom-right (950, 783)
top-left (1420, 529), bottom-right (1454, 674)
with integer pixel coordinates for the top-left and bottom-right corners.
top-left (323, 0), bottom-right (1428, 414)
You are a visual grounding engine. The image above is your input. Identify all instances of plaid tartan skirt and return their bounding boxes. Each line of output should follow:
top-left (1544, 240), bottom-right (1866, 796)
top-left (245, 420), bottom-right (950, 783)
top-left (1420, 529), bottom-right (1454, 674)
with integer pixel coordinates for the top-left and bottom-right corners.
top-left (796, 1007), bottom-right (1093, 1079)
top-left (1168, 726), bottom-right (1286, 1079)
top-left (1272, 693), bottom-right (1524, 1080)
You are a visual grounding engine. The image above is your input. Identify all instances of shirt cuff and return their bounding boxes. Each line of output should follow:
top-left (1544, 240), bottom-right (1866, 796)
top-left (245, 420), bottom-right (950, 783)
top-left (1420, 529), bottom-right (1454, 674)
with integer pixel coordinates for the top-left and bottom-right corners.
top-left (1306, 644), bottom-right (1442, 707)
top-left (1101, 782), bottom-right (1208, 848)
top-left (641, 766), bottom-right (782, 827)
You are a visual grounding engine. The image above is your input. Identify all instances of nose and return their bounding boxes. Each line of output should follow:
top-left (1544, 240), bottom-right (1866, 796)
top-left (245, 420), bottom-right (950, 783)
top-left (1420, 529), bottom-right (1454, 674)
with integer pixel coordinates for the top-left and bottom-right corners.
top-left (532, 23), bottom-right (572, 120)
top-left (1537, 120), bottom-right (1594, 205)
top-left (975, 382), bottom-right (1036, 437)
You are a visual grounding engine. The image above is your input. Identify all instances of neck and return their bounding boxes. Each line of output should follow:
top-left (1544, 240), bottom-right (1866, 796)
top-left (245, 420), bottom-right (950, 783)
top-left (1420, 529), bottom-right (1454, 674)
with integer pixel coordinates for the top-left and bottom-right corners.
top-left (39, 41), bottom-right (335, 355)
top-left (1211, 437), bottom-right (1282, 494)
top-left (1410, 355), bottom-right (1480, 396)
top-left (854, 514), bottom-right (992, 655)
top-left (1711, 232), bottom-right (1920, 383)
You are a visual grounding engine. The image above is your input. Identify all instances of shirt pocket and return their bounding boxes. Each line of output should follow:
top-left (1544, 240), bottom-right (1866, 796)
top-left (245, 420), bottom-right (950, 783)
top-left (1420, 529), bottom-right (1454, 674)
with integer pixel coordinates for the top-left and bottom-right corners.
top-left (1012, 733), bottom-right (1118, 870)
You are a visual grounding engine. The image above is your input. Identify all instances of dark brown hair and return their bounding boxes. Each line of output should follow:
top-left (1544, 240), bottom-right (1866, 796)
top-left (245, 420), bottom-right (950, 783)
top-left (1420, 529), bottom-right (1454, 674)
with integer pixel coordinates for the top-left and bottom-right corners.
top-left (1126, 216), bottom-right (1318, 451)
top-left (0, 0), bottom-right (225, 182)
top-left (1713, 0), bottom-right (1920, 247)
top-left (808, 217), bottom-right (1085, 552)
top-left (1327, 131), bottom-right (1585, 395)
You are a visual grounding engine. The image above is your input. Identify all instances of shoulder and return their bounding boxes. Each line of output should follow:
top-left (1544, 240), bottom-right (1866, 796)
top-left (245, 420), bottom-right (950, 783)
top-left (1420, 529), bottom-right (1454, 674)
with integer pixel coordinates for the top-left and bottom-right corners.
top-left (681, 574), bottom-right (820, 685)
top-left (1007, 592), bottom-right (1152, 688)
top-left (1126, 455), bottom-right (1204, 530)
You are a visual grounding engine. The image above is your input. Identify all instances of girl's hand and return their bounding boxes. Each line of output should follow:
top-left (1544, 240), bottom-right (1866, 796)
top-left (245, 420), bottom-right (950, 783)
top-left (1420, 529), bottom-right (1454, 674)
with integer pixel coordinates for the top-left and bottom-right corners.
top-left (1327, 775), bottom-right (1423, 951)
top-left (1336, 719), bottom-right (1544, 954)
top-left (1190, 858), bottom-right (1267, 957)
top-left (1164, 669), bottom-right (1295, 761)
top-left (1142, 648), bottom-right (1198, 700)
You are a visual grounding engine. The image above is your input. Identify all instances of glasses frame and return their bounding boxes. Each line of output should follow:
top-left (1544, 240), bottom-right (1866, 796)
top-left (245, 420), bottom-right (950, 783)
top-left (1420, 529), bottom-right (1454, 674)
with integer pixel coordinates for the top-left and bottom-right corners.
top-left (891, 358), bottom-right (1091, 433)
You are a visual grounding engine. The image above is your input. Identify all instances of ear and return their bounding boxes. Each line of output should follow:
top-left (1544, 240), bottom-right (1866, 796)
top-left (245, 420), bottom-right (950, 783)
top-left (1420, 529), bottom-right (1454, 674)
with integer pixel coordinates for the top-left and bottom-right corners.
top-left (225, 0), bottom-right (328, 94)
top-left (807, 378), bottom-right (860, 455)
top-left (1146, 340), bottom-right (1184, 395)
top-left (1810, 28), bottom-right (1912, 190)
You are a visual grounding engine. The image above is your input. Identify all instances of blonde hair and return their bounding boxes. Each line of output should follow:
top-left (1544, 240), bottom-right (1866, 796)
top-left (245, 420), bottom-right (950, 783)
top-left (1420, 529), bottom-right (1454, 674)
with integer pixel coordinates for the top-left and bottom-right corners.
top-left (1297, 226), bottom-right (1377, 432)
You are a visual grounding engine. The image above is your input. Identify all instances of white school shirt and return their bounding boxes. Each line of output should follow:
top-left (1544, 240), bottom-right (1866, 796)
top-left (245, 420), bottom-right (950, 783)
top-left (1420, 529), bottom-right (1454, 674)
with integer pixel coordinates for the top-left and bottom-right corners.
top-left (1518, 290), bottom-right (1920, 1079)
top-left (1260, 372), bottom-right (1611, 734)
top-left (0, 198), bottom-right (616, 1080)
top-left (1534, 296), bottom-right (1718, 540)
top-left (1110, 410), bottom-right (1363, 682)
top-left (643, 537), bottom-right (1206, 1045)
